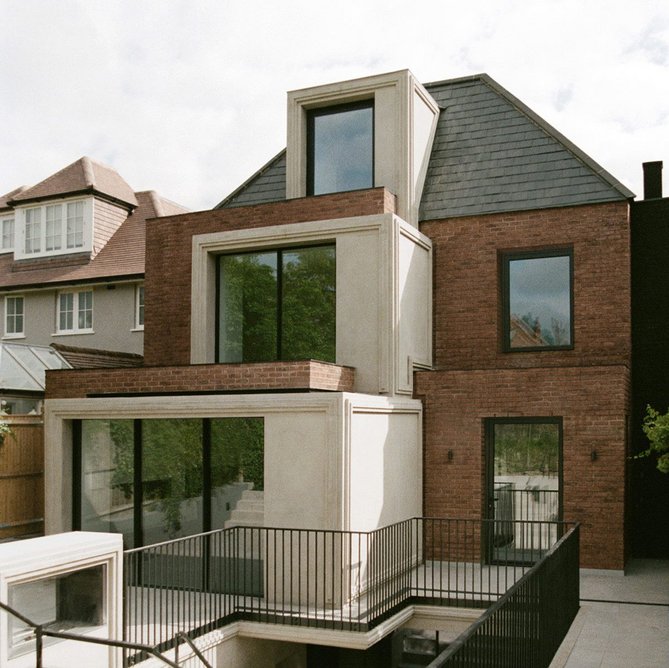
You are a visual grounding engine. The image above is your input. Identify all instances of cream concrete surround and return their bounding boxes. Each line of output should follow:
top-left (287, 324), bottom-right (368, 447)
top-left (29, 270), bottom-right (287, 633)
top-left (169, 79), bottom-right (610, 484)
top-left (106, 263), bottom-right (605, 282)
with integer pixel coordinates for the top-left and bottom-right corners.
top-left (286, 69), bottom-right (440, 226)
top-left (190, 213), bottom-right (432, 396)
top-left (0, 532), bottom-right (123, 668)
top-left (44, 392), bottom-right (422, 536)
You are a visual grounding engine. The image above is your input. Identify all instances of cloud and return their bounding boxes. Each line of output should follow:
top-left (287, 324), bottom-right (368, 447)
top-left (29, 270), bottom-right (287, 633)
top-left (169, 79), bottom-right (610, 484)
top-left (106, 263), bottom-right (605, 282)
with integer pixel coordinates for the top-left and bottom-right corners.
top-left (1, 0), bottom-right (668, 208)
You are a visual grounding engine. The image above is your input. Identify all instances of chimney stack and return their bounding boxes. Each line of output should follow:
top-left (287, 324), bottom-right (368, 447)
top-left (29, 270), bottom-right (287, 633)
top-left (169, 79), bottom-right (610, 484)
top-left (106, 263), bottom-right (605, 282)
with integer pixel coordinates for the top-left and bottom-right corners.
top-left (643, 161), bottom-right (663, 199)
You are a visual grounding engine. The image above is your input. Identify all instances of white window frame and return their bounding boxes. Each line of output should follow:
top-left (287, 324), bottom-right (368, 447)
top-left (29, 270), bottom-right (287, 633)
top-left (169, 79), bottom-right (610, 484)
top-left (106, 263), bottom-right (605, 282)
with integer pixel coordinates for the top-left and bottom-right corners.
top-left (134, 284), bottom-right (144, 330)
top-left (1, 215), bottom-right (15, 253)
top-left (56, 289), bottom-right (93, 334)
top-left (4, 295), bottom-right (25, 338)
top-left (15, 197), bottom-right (92, 260)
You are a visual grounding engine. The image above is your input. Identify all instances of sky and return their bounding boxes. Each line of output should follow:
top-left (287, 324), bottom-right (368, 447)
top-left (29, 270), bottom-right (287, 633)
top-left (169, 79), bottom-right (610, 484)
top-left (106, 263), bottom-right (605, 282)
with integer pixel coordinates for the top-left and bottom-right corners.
top-left (1, 0), bottom-right (668, 211)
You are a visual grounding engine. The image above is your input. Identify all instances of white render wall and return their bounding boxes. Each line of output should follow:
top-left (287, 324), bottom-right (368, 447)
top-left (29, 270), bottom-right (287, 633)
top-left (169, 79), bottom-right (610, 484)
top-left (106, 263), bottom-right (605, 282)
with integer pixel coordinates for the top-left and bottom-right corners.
top-left (190, 213), bottom-right (432, 396)
top-left (44, 393), bottom-right (422, 536)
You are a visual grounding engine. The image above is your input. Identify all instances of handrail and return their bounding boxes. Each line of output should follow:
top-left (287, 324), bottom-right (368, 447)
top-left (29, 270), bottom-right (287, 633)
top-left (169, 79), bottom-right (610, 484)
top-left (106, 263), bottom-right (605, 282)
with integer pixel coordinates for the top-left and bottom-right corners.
top-left (0, 600), bottom-right (180, 668)
top-left (176, 632), bottom-right (213, 668)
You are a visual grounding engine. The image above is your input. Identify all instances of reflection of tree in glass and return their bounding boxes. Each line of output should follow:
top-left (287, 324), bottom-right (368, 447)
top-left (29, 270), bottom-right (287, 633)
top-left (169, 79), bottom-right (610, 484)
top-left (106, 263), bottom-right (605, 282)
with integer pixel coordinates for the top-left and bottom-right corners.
top-left (282, 247), bottom-right (335, 361)
top-left (212, 418), bottom-right (264, 491)
top-left (495, 423), bottom-right (559, 476)
top-left (220, 254), bottom-right (277, 363)
top-left (519, 312), bottom-right (568, 346)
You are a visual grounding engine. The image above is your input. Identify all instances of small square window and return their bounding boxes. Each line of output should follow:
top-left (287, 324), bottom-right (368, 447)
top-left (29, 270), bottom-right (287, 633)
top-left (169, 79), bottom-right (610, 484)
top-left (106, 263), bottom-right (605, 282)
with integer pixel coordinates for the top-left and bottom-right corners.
top-left (502, 249), bottom-right (573, 351)
top-left (4, 296), bottom-right (24, 337)
top-left (307, 101), bottom-right (374, 196)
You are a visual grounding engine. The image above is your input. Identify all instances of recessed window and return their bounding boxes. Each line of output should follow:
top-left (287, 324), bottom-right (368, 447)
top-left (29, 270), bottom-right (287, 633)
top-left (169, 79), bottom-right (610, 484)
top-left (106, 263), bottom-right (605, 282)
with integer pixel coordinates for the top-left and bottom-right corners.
top-left (217, 245), bottom-right (336, 363)
top-left (1, 216), bottom-right (14, 252)
top-left (307, 101), bottom-right (374, 196)
top-left (4, 296), bottom-right (24, 338)
top-left (135, 284), bottom-right (144, 329)
top-left (8, 565), bottom-right (105, 656)
top-left (502, 249), bottom-right (573, 351)
top-left (57, 290), bottom-right (93, 333)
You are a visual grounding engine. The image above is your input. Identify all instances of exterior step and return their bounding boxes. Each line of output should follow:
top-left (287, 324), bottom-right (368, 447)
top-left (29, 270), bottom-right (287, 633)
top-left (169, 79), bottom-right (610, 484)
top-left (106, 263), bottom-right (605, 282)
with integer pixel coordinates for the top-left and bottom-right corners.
top-left (224, 490), bottom-right (264, 528)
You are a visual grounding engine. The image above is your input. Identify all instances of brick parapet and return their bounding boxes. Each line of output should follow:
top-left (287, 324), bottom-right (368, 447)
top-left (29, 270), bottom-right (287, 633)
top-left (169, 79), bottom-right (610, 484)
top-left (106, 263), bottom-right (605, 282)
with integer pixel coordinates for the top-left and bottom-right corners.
top-left (46, 361), bottom-right (355, 399)
top-left (144, 188), bottom-right (396, 367)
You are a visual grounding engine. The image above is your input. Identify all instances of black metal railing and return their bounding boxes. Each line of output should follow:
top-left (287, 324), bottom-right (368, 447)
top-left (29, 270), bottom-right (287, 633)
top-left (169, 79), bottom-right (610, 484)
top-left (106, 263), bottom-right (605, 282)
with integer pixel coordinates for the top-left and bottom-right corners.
top-left (124, 517), bottom-right (575, 659)
top-left (427, 522), bottom-right (580, 668)
top-left (0, 599), bottom-right (185, 668)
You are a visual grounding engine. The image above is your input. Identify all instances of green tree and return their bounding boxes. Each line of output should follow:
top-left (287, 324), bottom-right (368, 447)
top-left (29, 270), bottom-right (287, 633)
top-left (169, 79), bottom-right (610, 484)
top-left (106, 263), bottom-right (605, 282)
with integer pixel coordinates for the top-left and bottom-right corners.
top-left (640, 406), bottom-right (669, 474)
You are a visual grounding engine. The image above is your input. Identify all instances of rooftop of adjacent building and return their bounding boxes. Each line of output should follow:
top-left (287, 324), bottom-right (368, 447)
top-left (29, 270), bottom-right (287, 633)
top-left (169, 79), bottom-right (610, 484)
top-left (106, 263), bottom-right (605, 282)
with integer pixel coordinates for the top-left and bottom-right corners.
top-left (551, 559), bottom-right (669, 667)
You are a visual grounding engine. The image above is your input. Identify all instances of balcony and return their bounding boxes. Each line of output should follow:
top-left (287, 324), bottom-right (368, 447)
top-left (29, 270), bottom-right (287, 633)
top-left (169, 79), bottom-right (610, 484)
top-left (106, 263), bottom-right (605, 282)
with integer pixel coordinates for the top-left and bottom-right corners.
top-left (122, 517), bottom-right (579, 667)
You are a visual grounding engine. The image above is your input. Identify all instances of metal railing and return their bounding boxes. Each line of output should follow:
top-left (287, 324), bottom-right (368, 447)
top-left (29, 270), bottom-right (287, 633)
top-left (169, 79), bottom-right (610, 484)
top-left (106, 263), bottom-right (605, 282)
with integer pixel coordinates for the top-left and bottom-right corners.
top-left (427, 522), bottom-right (580, 668)
top-left (0, 600), bottom-right (182, 668)
top-left (124, 517), bottom-right (575, 660)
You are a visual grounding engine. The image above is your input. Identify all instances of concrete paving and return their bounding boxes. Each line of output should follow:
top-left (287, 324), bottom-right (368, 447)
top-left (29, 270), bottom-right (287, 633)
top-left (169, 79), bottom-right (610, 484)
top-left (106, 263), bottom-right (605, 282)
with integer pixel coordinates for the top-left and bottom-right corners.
top-left (551, 559), bottom-right (669, 668)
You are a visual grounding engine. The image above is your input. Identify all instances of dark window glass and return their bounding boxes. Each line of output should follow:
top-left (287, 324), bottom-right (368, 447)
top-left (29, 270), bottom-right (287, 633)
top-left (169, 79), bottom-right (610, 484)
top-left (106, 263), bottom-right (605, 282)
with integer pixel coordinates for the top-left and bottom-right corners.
top-left (142, 419), bottom-right (203, 544)
top-left (504, 251), bottom-right (572, 350)
top-left (80, 420), bottom-right (135, 548)
top-left (308, 102), bottom-right (373, 196)
top-left (217, 245), bottom-right (335, 363)
top-left (77, 418), bottom-right (264, 548)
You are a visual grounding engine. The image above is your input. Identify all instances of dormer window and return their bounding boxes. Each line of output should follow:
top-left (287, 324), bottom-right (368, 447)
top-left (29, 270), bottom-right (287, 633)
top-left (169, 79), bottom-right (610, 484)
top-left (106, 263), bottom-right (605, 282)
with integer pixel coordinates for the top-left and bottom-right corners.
top-left (15, 197), bottom-right (92, 260)
top-left (307, 101), bottom-right (374, 196)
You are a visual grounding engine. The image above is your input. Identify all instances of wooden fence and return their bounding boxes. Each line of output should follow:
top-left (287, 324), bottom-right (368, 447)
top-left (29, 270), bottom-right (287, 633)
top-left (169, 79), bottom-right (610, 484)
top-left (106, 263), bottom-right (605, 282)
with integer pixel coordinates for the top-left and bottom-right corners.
top-left (0, 416), bottom-right (44, 541)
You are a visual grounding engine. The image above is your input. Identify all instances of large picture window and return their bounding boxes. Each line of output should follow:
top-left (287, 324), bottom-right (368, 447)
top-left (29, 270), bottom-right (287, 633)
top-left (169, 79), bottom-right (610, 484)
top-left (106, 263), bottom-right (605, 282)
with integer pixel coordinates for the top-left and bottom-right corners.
top-left (502, 249), bottom-right (573, 351)
top-left (307, 101), bottom-right (374, 196)
top-left (75, 417), bottom-right (264, 549)
top-left (217, 244), bottom-right (336, 363)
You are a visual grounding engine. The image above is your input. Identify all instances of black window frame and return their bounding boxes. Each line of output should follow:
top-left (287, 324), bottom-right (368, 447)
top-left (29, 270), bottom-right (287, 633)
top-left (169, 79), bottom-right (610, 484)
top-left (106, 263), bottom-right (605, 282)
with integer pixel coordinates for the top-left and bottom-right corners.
top-left (215, 242), bottom-right (336, 364)
top-left (500, 247), bottom-right (574, 353)
top-left (306, 99), bottom-right (375, 196)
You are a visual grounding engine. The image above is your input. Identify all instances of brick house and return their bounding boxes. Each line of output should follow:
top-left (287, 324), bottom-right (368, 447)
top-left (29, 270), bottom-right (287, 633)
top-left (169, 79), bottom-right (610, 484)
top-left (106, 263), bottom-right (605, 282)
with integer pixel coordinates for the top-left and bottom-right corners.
top-left (44, 69), bottom-right (633, 577)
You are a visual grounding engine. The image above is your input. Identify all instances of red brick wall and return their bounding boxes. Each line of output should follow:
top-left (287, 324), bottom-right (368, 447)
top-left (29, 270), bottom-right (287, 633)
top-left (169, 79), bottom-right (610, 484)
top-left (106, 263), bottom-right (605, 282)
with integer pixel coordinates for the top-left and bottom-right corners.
top-left (144, 188), bottom-right (395, 367)
top-left (421, 201), bottom-right (631, 370)
top-left (417, 201), bottom-right (632, 569)
top-left (46, 361), bottom-right (355, 399)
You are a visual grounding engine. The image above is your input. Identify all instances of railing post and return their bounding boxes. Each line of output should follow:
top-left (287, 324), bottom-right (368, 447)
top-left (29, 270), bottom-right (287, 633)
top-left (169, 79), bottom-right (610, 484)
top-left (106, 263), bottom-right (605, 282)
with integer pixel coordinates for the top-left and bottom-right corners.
top-left (34, 625), bottom-right (43, 668)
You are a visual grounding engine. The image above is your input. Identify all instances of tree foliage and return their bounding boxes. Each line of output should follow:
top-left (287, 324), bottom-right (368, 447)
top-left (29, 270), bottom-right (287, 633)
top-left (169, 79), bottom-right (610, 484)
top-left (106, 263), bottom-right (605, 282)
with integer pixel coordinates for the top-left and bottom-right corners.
top-left (641, 406), bottom-right (669, 474)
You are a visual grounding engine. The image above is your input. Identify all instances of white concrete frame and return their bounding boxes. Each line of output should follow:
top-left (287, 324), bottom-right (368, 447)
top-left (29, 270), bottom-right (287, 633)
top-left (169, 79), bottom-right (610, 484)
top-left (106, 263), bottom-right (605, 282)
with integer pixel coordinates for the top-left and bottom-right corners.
top-left (286, 69), bottom-right (440, 227)
top-left (190, 213), bottom-right (432, 396)
top-left (45, 392), bottom-right (422, 536)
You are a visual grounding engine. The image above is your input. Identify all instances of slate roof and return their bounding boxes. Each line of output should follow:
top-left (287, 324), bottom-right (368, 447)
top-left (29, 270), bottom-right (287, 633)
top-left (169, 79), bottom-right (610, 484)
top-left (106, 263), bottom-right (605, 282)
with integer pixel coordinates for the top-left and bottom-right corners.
top-left (8, 157), bottom-right (138, 208)
top-left (216, 73), bottom-right (633, 218)
top-left (0, 189), bottom-right (188, 290)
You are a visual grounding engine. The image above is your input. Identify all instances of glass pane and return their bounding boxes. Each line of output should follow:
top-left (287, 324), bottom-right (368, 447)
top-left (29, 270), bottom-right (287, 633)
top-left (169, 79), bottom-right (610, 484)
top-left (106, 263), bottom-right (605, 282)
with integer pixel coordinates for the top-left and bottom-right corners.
top-left (141, 419), bottom-right (203, 544)
top-left (218, 252), bottom-right (277, 362)
top-left (311, 103), bottom-right (373, 195)
top-left (80, 420), bottom-right (135, 548)
top-left (281, 246), bottom-right (336, 361)
top-left (59, 293), bottom-right (73, 331)
top-left (211, 418), bottom-right (264, 528)
top-left (78, 291), bottom-right (93, 330)
top-left (508, 255), bottom-right (571, 348)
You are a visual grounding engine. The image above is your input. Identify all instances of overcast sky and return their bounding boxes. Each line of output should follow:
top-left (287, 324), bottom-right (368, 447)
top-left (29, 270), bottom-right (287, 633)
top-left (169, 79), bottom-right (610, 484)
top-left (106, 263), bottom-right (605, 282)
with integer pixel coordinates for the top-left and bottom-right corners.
top-left (2, 0), bottom-right (668, 211)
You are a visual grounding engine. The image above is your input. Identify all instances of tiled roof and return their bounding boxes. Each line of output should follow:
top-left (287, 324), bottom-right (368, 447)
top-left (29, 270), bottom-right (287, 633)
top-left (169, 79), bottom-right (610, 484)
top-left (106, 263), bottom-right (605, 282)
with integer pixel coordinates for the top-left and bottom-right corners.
top-left (8, 157), bottom-right (138, 208)
top-left (0, 190), bottom-right (187, 290)
top-left (0, 186), bottom-right (29, 212)
top-left (216, 74), bottom-right (633, 218)
top-left (50, 343), bottom-right (143, 369)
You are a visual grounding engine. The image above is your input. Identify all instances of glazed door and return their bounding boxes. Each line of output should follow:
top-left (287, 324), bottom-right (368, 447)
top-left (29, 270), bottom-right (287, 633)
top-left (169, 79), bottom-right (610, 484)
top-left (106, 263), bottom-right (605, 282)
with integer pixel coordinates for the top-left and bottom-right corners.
top-left (485, 418), bottom-right (562, 563)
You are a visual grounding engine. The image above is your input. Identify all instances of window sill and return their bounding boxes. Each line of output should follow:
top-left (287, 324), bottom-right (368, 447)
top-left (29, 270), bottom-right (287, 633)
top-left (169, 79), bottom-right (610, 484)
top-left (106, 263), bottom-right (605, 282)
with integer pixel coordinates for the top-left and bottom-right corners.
top-left (52, 330), bottom-right (95, 337)
top-left (131, 327), bottom-right (144, 332)
top-left (2, 334), bottom-right (25, 340)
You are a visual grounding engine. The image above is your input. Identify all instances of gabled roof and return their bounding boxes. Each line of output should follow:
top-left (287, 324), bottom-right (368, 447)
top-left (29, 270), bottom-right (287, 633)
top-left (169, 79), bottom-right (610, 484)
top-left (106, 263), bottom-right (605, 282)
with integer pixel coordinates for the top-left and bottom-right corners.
top-left (7, 157), bottom-right (138, 209)
top-left (216, 73), bottom-right (633, 218)
top-left (0, 190), bottom-right (188, 290)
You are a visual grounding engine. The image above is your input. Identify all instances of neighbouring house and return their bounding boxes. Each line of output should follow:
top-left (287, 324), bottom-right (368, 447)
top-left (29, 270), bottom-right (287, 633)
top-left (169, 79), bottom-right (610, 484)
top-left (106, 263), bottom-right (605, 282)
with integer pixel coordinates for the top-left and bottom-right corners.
top-left (40, 70), bottom-right (635, 665)
top-left (0, 157), bottom-right (187, 379)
